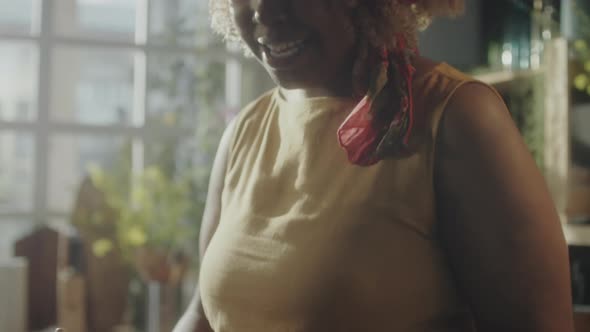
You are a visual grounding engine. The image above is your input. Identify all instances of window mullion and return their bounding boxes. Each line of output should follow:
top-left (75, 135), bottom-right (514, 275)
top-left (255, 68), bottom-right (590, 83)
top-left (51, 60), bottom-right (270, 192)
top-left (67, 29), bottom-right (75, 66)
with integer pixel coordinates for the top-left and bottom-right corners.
top-left (32, 0), bottom-right (55, 224)
top-left (131, 0), bottom-right (150, 176)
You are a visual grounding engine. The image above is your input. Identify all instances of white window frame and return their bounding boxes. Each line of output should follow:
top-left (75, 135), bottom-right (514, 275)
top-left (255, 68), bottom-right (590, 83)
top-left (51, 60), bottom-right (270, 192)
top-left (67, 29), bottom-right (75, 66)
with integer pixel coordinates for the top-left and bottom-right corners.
top-left (0, 0), bottom-right (244, 224)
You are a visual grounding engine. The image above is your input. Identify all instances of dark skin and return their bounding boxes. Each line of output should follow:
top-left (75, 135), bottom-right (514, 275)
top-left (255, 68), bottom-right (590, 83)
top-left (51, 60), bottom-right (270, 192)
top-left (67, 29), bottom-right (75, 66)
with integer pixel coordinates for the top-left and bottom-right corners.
top-left (231, 0), bottom-right (358, 97)
top-left (174, 1), bottom-right (574, 331)
top-left (436, 83), bottom-right (574, 332)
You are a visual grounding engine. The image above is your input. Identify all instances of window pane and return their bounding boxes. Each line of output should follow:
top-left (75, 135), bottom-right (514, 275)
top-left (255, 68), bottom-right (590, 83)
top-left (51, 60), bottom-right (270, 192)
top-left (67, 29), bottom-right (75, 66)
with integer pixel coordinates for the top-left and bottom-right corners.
top-left (48, 135), bottom-right (130, 213)
top-left (0, 41), bottom-right (38, 121)
top-left (0, 0), bottom-right (37, 35)
top-left (149, 0), bottom-right (221, 48)
top-left (0, 220), bottom-right (34, 259)
top-left (54, 0), bottom-right (136, 41)
top-left (0, 132), bottom-right (34, 213)
top-left (144, 132), bottom-right (222, 181)
top-left (51, 47), bottom-right (135, 125)
top-left (147, 54), bottom-right (226, 128)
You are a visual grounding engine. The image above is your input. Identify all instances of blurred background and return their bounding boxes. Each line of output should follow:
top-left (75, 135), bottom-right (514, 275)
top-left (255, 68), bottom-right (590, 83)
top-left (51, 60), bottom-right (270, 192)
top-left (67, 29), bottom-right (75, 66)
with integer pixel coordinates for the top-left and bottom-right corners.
top-left (0, 0), bottom-right (589, 331)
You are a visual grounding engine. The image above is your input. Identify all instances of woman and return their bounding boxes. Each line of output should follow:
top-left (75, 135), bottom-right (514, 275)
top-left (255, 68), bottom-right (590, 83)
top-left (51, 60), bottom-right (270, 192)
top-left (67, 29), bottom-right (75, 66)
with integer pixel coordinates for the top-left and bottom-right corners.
top-left (174, 0), bottom-right (574, 331)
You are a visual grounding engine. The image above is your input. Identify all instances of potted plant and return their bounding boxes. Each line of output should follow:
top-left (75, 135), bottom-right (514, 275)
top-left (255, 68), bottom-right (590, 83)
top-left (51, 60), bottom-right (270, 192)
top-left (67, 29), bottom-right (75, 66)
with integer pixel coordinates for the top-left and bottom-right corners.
top-left (87, 164), bottom-right (195, 284)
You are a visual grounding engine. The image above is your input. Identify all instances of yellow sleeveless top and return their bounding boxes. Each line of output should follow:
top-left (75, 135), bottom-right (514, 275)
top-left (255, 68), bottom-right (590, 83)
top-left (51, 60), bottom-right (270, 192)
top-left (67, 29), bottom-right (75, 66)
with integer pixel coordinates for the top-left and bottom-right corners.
top-left (200, 63), bottom-right (479, 332)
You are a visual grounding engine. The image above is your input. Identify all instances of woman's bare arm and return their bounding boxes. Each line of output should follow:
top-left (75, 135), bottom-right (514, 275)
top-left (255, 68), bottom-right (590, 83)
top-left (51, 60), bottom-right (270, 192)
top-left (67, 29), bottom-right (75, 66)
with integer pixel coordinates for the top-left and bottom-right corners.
top-left (173, 118), bottom-right (236, 332)
top-left (435, 83), bottom-right (574, 332)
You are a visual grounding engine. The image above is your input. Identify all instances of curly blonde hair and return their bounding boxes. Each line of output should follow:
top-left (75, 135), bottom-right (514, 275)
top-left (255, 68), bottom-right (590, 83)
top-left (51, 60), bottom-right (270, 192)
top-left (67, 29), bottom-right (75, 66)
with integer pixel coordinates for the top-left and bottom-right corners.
top-left (209, 0), bottom-right (464, 51)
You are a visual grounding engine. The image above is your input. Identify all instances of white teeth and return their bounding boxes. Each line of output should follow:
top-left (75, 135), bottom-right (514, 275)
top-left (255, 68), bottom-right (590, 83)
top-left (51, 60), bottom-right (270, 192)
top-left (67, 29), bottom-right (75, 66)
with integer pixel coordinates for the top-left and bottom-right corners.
top-left (262, 39), bottom-right (306, 58)
top-left (269, 40), bottom-right (304, 52)
top-left (270, 45), bottom-right (300, 58)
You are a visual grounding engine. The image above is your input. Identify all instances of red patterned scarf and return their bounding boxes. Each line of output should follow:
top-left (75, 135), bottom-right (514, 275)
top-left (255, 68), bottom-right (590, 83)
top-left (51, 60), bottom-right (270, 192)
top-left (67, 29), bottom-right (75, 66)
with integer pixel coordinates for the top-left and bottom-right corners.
top-left (337, 35), bottom-right (418, 166)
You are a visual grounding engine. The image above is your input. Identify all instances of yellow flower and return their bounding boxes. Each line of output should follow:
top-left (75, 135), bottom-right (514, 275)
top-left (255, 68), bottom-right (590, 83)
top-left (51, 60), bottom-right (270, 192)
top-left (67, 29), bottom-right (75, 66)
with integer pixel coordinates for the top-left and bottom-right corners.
top-left (92, 238), bottom-right (113, 258)
top-left (574, 74), bottom-right (589, 91)
top-left (126, 226), bottom-right (148, 247)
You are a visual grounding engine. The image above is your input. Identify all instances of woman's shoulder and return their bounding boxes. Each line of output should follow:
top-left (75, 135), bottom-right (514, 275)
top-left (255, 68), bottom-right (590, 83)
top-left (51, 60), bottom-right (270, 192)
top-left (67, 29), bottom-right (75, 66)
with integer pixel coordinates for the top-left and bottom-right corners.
top-left (236, 89), bottom-right (277, 123)
top-left (414, 59), bottom-right (502, 111)
top-left (413, 58), bottom-right (506, 145)
top-left (424, 62), bottom-right (472, 82)
top-left (227, 88), bottom-right (280, 142)
top-left (414, 59), bottom-right (476, 96)
top-left (229, 88), bottom-right (278, 138)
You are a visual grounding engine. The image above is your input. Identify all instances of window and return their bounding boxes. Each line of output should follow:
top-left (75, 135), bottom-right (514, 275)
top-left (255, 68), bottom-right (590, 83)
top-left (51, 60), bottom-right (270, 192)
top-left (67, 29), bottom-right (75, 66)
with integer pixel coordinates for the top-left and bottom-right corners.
top-left (0, 132), bottom-right (34, 213)
top-left (0, 41), bottom-right (38, 121)
top-left (0, 0), bottom-right (38, 35)
top-left (0, 0), bottom-right (271, 256)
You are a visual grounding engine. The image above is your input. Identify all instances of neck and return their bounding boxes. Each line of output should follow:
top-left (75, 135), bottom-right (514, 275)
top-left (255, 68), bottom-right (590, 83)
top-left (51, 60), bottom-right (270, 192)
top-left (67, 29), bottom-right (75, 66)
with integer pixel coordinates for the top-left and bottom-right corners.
top-left (279, 57), bottom-right (437, 102)
top-left (281, 53), bottom-right (356, 100)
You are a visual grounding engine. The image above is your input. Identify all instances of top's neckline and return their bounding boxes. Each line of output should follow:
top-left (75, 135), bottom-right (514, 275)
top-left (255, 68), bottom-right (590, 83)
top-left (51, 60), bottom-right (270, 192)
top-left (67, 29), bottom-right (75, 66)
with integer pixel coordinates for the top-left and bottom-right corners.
top-left (273, 89), bottom-right (355, 114)
top-left (272, 61), bottom-right (449, 112)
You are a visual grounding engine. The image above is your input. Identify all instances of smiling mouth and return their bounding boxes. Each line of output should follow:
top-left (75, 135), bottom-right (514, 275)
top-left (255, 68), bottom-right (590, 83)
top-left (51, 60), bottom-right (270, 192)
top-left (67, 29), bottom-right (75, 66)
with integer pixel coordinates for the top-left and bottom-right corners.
top-left (257, 37), bottom-right (310, 63)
